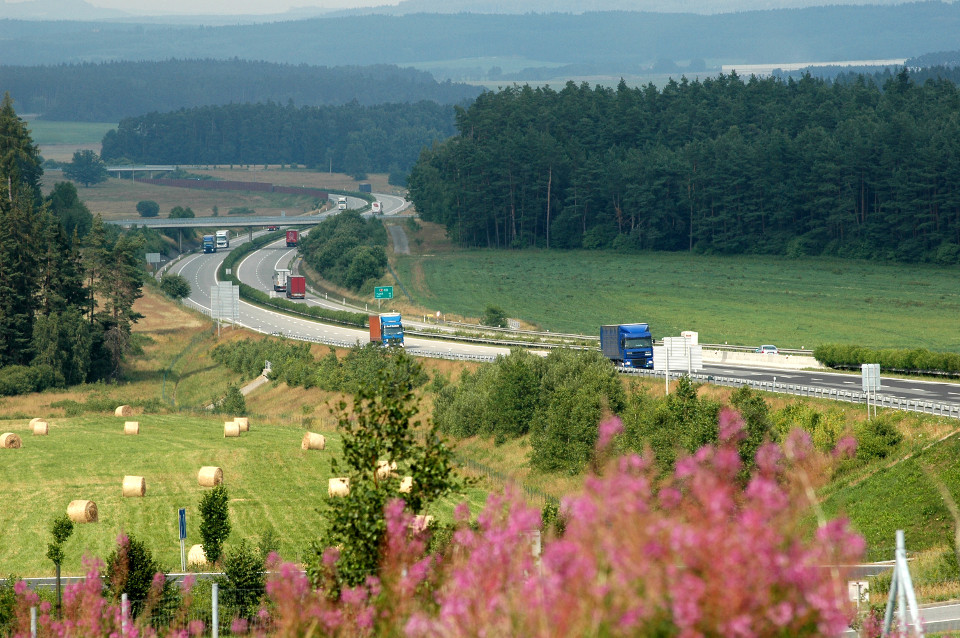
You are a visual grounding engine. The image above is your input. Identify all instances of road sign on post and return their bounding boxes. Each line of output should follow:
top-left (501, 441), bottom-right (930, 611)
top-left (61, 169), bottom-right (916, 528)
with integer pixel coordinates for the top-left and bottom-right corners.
top-left (178, 508), bottom-right (186, 571)
top-left (374, 286), bottom-right (394, 299)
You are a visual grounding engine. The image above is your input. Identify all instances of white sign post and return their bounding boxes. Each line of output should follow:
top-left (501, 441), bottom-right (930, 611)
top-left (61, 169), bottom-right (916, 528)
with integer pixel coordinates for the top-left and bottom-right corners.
top-left (210, 282), bottom-right (240, 338)
top-left (861, 363), bottom-right (881, 418)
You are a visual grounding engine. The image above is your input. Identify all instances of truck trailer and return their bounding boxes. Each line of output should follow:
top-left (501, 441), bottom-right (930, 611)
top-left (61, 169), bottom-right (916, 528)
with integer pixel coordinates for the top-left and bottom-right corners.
top-left (273, 269), bottom-right (290, 292)
top-left (202, 235), bottom-right (216, 253)
top-left (286, 276), bottom-right (306, 299)
top-left (285, 230), bottom-right (299, 247)
top-left (369, 313), bottom-right (404, 347)
top-left (337, 196), bottom-right (348, 210)
top-left (600, 323), bottom-right (653, 369)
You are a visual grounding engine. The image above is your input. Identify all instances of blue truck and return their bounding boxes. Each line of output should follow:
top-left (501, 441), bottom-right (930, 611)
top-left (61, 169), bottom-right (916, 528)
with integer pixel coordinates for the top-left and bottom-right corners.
top-left (202, 234), bottom-right (217, 253)
top-left (370, 312), bottom-right (404, 347)
top-left (600, 324), bottom-right (654, 368)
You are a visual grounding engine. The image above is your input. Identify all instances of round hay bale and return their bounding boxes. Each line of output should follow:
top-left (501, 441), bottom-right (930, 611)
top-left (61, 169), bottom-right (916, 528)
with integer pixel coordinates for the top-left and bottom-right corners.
top-left (376, 460), bottom-right (398, 480)
top-left (224, 422), bottom-right (240, 438)
top-left (122, 475), bottom-right (146, 497)
top-left (198, 466), bottom-right (223, 487)
top-left (187, 544), bottom-right (208, 568)
top-left (29, 417), bottom-right (45, 426)
top-left (410, 514), bottom-right (434, 533)
top-left (67, 500), bottom-right (98, 523)
top-left (234, 417), bottom-right (249, 432)
top-left (114, 405), bottom-right (133, 417)
top-left (301, 432), bottom-right (325, 451)
top-left (32, 420), bottom-right (48, 436)
top-left (399, 476), bottom-right (413, 494)
top-left (0, 433), bottom-right (22, 449)
top-left (328, 477), bottom-right (350, 498)
top-left (124, 421), bottom-right (139, 435)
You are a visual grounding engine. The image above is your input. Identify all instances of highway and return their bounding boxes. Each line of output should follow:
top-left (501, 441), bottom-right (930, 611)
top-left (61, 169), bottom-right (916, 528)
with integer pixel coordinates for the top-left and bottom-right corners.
top-left (172, 194), bottom-right (960, 417)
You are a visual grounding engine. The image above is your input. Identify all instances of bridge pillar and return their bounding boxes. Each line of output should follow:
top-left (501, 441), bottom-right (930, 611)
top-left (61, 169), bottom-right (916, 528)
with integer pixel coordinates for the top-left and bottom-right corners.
top-left (249, 227), bottom-right (253, 242)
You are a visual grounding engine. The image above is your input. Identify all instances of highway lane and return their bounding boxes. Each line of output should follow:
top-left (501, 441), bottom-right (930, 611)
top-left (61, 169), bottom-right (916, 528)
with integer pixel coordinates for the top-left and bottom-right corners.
top-left (177, 198), bottom-right (960, 414)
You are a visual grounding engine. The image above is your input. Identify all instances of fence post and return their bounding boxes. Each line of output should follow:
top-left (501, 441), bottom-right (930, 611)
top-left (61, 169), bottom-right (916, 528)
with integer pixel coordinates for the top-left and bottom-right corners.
top-left (121, 593), bottom-right (128, 637)
top-left (212, 582), bottom-right (219, 638)
top-left (30, 606), bottom-right (36, 638)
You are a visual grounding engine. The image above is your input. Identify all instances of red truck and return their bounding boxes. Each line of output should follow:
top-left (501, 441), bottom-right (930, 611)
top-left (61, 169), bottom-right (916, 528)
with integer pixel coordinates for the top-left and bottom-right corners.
top-left (286, 276), bottom-right (306, 299)
top-left (286, 230), bottom-right (299, 247)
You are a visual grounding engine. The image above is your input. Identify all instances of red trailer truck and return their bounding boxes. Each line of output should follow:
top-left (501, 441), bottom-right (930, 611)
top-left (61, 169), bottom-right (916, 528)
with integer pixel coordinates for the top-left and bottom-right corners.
top-left (286, 276), bottom-right (306, 299)
top-left (286, 230), bottom-right (299, 247)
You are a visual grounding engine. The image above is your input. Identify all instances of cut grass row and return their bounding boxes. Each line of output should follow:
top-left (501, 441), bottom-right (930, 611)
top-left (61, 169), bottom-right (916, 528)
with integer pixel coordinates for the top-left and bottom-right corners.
top-left (392, 239), bottom-right (960, 351)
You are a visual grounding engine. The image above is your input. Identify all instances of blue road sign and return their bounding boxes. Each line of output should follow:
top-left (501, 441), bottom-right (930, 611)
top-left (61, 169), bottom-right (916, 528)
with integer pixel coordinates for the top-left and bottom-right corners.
top-left (178, 508), bottom-right (186, 540)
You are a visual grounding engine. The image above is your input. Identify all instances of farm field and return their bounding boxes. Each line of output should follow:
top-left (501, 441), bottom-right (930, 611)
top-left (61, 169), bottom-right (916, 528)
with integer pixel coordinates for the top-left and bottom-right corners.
top-left (0, 411), bottom-right (487, 577)
top-left (392, 233), bottom-right (960, 351)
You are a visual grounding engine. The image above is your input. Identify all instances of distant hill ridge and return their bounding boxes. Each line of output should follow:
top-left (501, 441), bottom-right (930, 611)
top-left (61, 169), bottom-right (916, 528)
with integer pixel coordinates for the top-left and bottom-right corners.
top-left (0, 3), bottom-right (957, 72)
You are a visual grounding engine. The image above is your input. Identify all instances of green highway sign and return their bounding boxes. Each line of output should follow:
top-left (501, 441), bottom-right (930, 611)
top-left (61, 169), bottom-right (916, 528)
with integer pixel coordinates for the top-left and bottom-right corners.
top-left (374, 286), bottom-right (394, 299)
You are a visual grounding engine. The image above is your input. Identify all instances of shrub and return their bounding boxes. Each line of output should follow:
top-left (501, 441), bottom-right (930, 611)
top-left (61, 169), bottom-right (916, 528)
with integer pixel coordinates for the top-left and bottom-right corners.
top-left (136, 200), bottom-right (160, 217)
top-left (198, 486), bottom-right (231, 565)
top-left (480, 304), bottom-right (508, 328)
top-left (160, 273), bottom-right (190, 299)
top-left (105, 533), bottom-right (174, 618)
top-left (218, 540), bottom-right (265, 621)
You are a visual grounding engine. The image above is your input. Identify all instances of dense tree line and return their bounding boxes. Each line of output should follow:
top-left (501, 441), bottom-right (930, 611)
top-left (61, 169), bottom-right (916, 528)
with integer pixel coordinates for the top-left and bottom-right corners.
top-left (299, 210), bottom-right (388, 292)
top-left (408, 70), bottom-right (960, 263)
top-left (0, 94), bottom-right (145, 394)
top-left (100, 101), bottom-right (456, 177)
top-left (0, 59), bottom-right (480, 122)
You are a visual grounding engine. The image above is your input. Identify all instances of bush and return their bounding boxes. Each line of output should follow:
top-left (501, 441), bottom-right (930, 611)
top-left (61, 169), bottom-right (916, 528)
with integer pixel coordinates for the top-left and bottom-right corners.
top-left (218, 540), bottom-right (265, 621)
top-left (136, 200), bottom-right (160, 217)
top-left (160, 273), bottom-right (190, 299)
top-left (214, 384), bottom-right (247, 415)
top-left (480, 305), bottom-right (508, 328)
top-left (105, 533), bottom-right (173, 618)
top-left (199, 485), bottom-right (231, 565)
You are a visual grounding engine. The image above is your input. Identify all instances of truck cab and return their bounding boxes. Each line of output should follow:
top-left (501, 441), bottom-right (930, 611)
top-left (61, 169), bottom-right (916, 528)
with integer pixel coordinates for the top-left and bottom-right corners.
top-left (273, 269), bottom-right (290, 292)
top-left (337, 196), bottom-right (348, 211)
top-left (370, 312), bottom-right (404, 347)
top-left (215, 230), bottom-right (229, 249)
top-left (600, 323), bottom-right (653, 368)
top-left (202, 235), bottom-right (216, 253)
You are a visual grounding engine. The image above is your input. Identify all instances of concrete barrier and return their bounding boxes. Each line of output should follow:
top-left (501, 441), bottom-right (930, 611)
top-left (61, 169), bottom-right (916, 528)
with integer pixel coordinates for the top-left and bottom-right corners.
top-left (704, 350), bottom-right (823, 370)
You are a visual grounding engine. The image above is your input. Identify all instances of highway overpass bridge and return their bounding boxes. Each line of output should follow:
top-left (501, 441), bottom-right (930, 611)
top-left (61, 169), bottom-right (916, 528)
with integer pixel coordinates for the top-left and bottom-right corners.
top-left (105, 215), bottom-right (328, 230)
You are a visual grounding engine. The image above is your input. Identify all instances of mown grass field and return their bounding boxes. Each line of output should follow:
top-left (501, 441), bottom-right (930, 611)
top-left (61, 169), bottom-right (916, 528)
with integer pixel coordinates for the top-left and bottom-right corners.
top-left (392, 227), bottom-right (960, 351)
top-left (0, 287), bottom-right (488, 577)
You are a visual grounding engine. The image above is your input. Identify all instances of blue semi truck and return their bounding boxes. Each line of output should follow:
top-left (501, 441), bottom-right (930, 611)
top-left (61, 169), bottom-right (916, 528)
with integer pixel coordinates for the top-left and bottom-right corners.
top-left (202, 235), bottom-right (216, 253)
top-left (370, 312), bottom-right (404, 347)
top-left (600, 323), bottom-right (654, 368)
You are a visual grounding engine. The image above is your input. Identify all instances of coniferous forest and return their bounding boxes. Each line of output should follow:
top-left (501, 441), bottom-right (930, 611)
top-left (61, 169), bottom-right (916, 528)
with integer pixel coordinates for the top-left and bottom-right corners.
top-left (407, 70), bottom-right (960, 264)
top-left (100, 100), bottom-right (457, 178)
top-left (0, 95), bottom-right (146, 394)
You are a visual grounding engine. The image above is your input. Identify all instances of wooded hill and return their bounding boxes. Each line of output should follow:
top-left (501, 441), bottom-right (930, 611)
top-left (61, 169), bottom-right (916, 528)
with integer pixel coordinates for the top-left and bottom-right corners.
top-left (0, 60), bottom-right (480, 122)
top-left (2, 4), bottom-right (960, 74)
top-left (407, 70), bottom-right (960, 264)
top-left (100, 101), bottom-right (457, 178)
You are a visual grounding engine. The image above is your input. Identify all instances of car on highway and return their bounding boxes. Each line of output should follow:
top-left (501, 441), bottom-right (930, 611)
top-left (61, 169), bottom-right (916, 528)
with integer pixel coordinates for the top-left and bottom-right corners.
top-left (755, 344), bottom-right (779, 355)
top-left (267, 225), bottom-right (280, 231)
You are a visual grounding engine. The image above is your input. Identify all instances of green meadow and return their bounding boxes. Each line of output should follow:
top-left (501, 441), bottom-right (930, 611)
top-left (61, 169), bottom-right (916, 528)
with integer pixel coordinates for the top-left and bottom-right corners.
top-left (0, 414), bottom-right (486, 577)
top-left (394, 248), bottom-right (960, 351)
top-left (24, 120), bottom-right (116, 146)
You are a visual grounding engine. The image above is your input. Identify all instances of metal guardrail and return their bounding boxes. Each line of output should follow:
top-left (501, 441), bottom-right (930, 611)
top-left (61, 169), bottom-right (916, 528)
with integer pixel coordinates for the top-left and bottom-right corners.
top-left (621, 367), bottom-right (960, 420)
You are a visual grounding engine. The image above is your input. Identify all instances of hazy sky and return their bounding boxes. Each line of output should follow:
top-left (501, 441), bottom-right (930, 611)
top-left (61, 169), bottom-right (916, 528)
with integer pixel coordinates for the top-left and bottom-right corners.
top-left (11, 0), bottom-right (401, 15)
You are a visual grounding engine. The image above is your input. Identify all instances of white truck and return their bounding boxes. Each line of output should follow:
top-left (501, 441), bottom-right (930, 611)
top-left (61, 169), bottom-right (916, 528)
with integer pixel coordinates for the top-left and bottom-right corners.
top-left (371, 201), bottom-right (382, 214)
top-left (273, 269), bottom-right (290, 292)
top-left (215, 230), bottom-right (229, 249)
top-left (337, 196), bottom-right (347, 211)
